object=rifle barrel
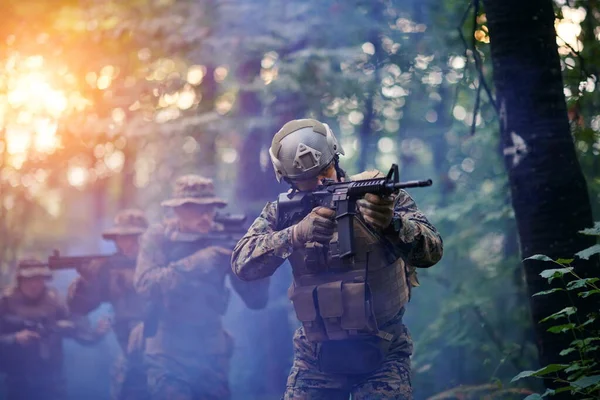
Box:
[392,179,433,189]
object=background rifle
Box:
[47,250,115,271]
[1,314,75,338]
[275,164,432,258]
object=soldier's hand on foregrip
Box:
[292,206,336,248]
[357,193,395,230]
[175,246,233,273]
[14,330,40,346]
[76,260,103,281]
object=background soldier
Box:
[67,209,150,400]
[0,259,110,400]
[134,175,270,400]
[232,119,443,400]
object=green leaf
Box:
[579,290,600,298]
[572,375,600,389]
[540,307,577,323]
[579,222,600,236]
[556,258,574,265]
[553,386,575,394]
[512,364,570,382]
[559,347,577,356]
[576,244,600,260]
[567,278,599,290]
[533,364,569,376]
[511,370,537,382]
[533,288,565,297]
[540,388,556,397]
[565,363,582,373]
[525,254,554,262]
[580,316,597,328]
[540,267,574,282]
[547,323,576,333]
[523,395,542,400]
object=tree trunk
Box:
[482,0,598,395]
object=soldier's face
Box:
[295,163,339,191]
[174,203,217,233]
[115,235,140,258]
[20,277,47,299]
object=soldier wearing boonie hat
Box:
[67,209,150,400]
[160,175,228,209]
[134,174,269,400]
[1,259,110,400]
[15,258,53,280]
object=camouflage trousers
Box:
[283,315,413,400]
[4,375,66,400]
[111,353,149,400]
[144,353,231,400]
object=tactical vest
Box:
[104,255,145,352]
[287,212,410,343]
[0,288,65,375]
[161,225,232,318]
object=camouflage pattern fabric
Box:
[67,255,149,400]
[134,217,265,400]
[231,169,443,400]
[4,376,67,400]
[283,313,413,400]
[232,174,443,281]
[0,286,104,399]
[111,353,149,400]
[145,351,232,400]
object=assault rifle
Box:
[275,164,432,258]
[193,213,248,248]
[47,250,116,271]
[1,315,76,338]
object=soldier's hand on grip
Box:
[178,246,233,274]
[357,193,395,230]
[292,206,336,248]
[14,329,40,346]
[76,259,104,281]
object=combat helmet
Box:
[269,119,345,183]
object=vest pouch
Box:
[340,282,378,334]
[318,337,386,375]
[316,281,347,340]
[288,284,327,342]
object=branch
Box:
[426,274,528,372]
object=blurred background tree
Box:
[0,0,598,399]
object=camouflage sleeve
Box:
[229,272,270,310]
[0,296,16,346]
[56,293,105,345]
[67,315,106,345]
[387,190,443,267]
[231,201,294,281]
[133,224,181,298]
[66,260,109,315]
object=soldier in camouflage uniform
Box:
[231,119,443,399]
[67,209,150,400]
[134,175,270,400]
[0,259,110,400]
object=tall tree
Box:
[482,0,599,395]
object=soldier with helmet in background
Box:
[134,175,270,400]
[232,119,443,399]
[67,209,150,400]
[0,259,110,400]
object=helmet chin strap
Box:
[333,155,346,182]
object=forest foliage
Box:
[0,0,599,398]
